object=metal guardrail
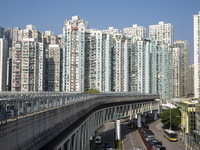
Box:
[0,92,159,124]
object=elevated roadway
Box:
[0,92,159,150]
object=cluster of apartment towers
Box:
[0,16,193,99]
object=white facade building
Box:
[123,24,147,38]
[62,16,88,92]
[11,38,45,91]
[0,38,8,91]
[102,27,121,34]
[112,34,130,92]
[132,37,151,93]
[149,21,174,46]
[194,12,200,98]
[172,47,181,97]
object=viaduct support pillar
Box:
[137,114,141,128]
[153,111,158,120]
[115,120,121,140]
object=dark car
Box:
[142,129,154,134]
[103,143,111,149]
[148,139,162,147]
[142,125,149,130]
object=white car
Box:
[95,136,102,144]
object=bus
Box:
[163,129,178,142]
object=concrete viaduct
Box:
[0,92,160,150]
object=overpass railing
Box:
[0,92,159,124]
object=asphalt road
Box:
[121,122,146,150]
[148,119,185,150]
[94,120,146,150]
[93,119,185,150]
[95,122,115,150]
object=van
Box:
[95,136,102,144]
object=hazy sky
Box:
[1,0,200,63]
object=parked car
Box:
[145,135,155,142]
[142,129,154,134]
[141,125,149,130]
[148,139,162,148]
[144,131,154,138]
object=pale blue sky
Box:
[1,0,200,63]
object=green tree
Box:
[160,107,181,129]
[83,89,101,94]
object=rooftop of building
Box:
[181,100,196,105]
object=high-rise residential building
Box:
[85,29,105,92]
[46,44,61,91]
[189,64,194,96]
[132,37,151,93]
[102,27,121,34]
[5,27,20,91]
[61,16,175,96]
[0,38,8,91]
[85,29,133,92]
[194,12,200,98]
[149,21,174,46]
[5,27,19,48]
[174,40,190,97]
[152,43,173,99]
[172,47,181,97]
[123,24,147,38]
[44,31,58,45]
[0,26,5,38]
[62,16,88,92]
[11,38,45,91]
[6,48,12,91]
[57,34,63,90]
[111,34,131,92]
[18,25,43,42]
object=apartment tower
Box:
[194,12,200,98]
[62,16,88,92]
[149,21,174,46]
[11,38,45,91]
[174,40,190,97]
[0,38,8,91]
[123,24,147,38]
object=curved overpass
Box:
[0,92,159,150]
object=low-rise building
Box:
[180,100,196,136]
